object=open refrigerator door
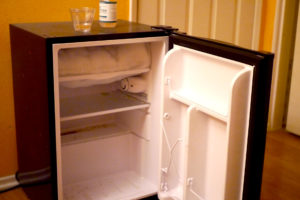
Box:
[158,44,254,200]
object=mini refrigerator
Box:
[10,20,273,200]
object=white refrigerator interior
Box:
[52,36,253,200]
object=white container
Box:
[99,0,117,28]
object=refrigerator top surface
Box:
[10,20,167,41]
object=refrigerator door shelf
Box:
[162,46,252,118]
[169,91,227,122]
[169,67,252,123]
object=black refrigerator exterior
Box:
[10,20,273,200]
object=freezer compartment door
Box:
[158,44,254,200]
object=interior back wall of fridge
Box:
[52,37,168,200]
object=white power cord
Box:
[160,119,183,192]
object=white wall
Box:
[134,0,262,50]
[286,2,300,135]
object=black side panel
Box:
[170,34,274,200]
[10,25,56,200]
[46,39,59,200]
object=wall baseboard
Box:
[17,167,51,185]
[0,174,19,192]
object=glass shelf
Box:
[61,123,131,146]
[60,91,149,122]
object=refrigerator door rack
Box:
[163,46,253,122]
[168,66,252,123]
[169,91,227,122]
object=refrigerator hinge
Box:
[151,25,179,34]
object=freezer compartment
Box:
[59,68,150,88]
[56,40,163,89]
[58,43,151,77]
